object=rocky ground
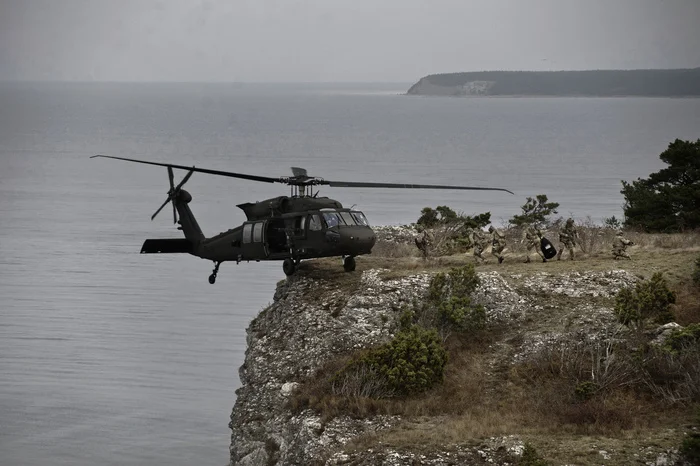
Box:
[229,228,700,465]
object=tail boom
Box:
[141,238,193,254]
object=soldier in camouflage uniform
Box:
[469,227,489,263]
[612,230,633,260]
[557,218,578,261]
[488,225,506,264]
[414,229,434,258]
[523,224,546,263]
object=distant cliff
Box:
[406,68,700,96]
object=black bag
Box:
[540,237,557,259]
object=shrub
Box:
[614,272,676,327]
[662,323,700,353]
[427,264,480,303]
[417,206,459,228]
[603,215,623,229]
[642,344,700,403]
[574,381,598,401]
[509,194,560,227]
[680,433,700,464]
[423,264,484,335]
[417,207,440,228]
[518,443,549,466]
[437,296,486,332]
[333,325,448,397]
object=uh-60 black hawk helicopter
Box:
[92,155,513,284]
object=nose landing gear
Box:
[209,261,221,284]
[343,256,356,272]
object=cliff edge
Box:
[229,228,699,465]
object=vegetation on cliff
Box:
[280,223,700,464]
[621,138,700,232]
[407,68,700,96]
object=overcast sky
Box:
[1,0,699,82]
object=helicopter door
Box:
[304,213,325,254]
[241,221,269,260]
[292,215,306,239]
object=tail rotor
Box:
[151,167,194,223]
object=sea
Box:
[1,81,699,466]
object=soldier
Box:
[523,224,546,263]
[469,227,489,263]
[414,229,434,258]
[557,218,578,261]
[612,230,633,260]
[489,225,506,264]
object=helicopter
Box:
[91,155,514,283]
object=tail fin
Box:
[174,194,205,244]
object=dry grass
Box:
[291,229,700,464]
[675,283,700,326]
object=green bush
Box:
[437,296,486,331]
[574,381,598,401]
[417,205,460,228]
[662,323,700,353]
[334,325,448,397]
[425,264,484,333]
[509,194,560,227]
[417,207,440,228]
[428,264,480,303]
[614,272,676,327]
[518,443,549,466]
[603,215,623,229]
[680,432,700,463]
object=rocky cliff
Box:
[228,240,696,465]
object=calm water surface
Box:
[1,82,699,465]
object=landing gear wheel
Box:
[208,274,216,284]
[343,256,356,272]
[282,258,296,276]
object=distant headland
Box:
[406,68,700,97]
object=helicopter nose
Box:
[337,226,376,254]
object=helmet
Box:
[488,226,494,232]
[616,230,623,236]
[566,218,574,225]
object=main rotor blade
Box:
[91,155,280,184]
[325,180,514,195]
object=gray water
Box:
[1,82,699,466]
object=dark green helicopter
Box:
[92,155,513,283]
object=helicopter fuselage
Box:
[140,190,376,279]
[197,207,376,262]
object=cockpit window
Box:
[339,212,355,225]
[322,212,344,228]
[351,211,369,226]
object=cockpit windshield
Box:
[320,210,370,228]
[339,212,355,225]
[322,212,344,228]
[351,211,370,226]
